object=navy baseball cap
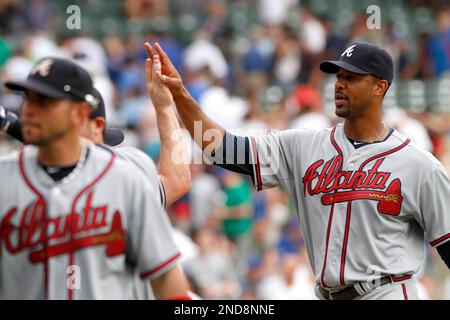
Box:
[90,88,125,146]
[4,57,99,108]
[320,41,394,84]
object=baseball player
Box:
[0,88,190,210]
[0,87,189,210]
[147,41,450,300]
[0,57,190,299]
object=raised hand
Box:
[144,42,184,96]
[145,43,173,109]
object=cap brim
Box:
[319,60,370,75]
[4,79,71,99]
[103,128,124,146]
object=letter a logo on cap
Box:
[341,44,357,57]
[31,59,54,77]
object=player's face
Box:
[21,91,80,146]
[334,69,378,118]
[80,117,105,144]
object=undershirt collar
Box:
[346,127,394,149]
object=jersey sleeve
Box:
[248,130,301,191]
[126,173,181,280]
[418,163,450,247]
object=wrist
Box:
[154,105,173,116]
[172,86,188,102]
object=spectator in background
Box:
[258,0,295,26]
[383,107,433,152]
[320,15,348,61]
[189,162,223,232]
[201,0,231,46]
[183,30,229,81]
[287,78,331,131]
[412,33,434,80]
[184,227,241,299]
[298,9,327,82]
[20,0,53,31]
[272,25,302,92]
[428,8,450,77]
[0,0,20,36]
[242,26,276,92]
[256,253,316,300]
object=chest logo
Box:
[0,191,125,263]
[302,156,403,215]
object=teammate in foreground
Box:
[147,41,450,300]
[0,57,190,299]
[1,88,190,210]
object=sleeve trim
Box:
[250,137,262,191]
[140,252,181,279]
[430,233,450,246]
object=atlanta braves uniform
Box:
[0,142,180,299]
[211,122,450,299]
[113,146,167,300]
[115,146,166,209]
[0,106,168,300]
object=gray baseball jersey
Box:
[247,123,450,291]
[115,146,166,209]
[113,146,166,300]
[0,142,180,299]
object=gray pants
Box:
[316,279,419,300]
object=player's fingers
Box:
[159,73,178,88]
[145,58,152,83]
[154,42,173,69]
[152,55,162,77]
[144,42,155,59]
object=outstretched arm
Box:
[145,43,191,207]
[146,43,261,186]
[147,43,225,155]
[144,44,293,193]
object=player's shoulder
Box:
[391,129,444,171]
[89,144,143,178]
[0,145,34,166]
[114,146,156,166]
[112,145,158,176]
[262,125,333,141]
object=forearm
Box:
[150,266,190,299]
[155,106,191,207]
[173,86,225,155]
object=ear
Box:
[93,117,106,132]
[73,101,91,123]
[374,79,389,97]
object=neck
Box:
[344,114,386,142]
[37,135,83,167]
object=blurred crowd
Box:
[0,0,450,299]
